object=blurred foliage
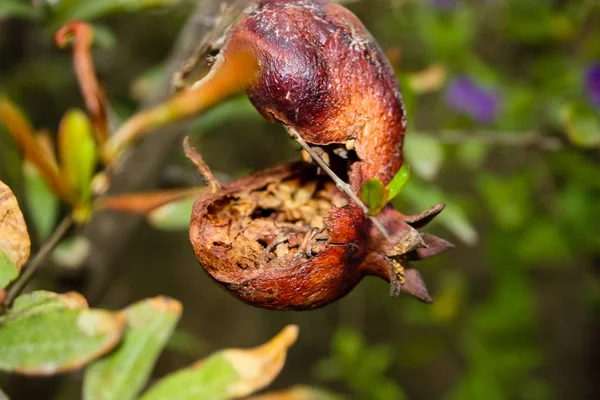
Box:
[314,328,406,400]
[0,0,599,399]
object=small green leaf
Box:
[23,163,59,241]
[0,180,30,288]
[360,179,388,216]
[0,306,125,375]
[400,181,478,245]
[386,163,411,201]
[190,96,259,135]
[83,297,182,400]
[70,0,179,21]
[12,290,87,312]
[477,172,531,231]
[90,24,117,49]
[562,103,600,148]
[58,109,97,204]
[139,353,239,400]
[164,330,205,357]
[51,236,91,270]
[436,203,478,246]
[147,197,195,231]
[0,0,39,20]
[140,325,298,400]
[404,134,443,181]
[516,220,571,265]
[0,290,88,325]
[457,140,488,170]
[0,253,18,289]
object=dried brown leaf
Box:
[0,180,30,272]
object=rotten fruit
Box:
[186,0,454,310]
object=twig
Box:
[5,215,74,306]
[183,136,222,193]
[286,127,391,241]
[82,0,239,304]
[427,130,563,150]
[171,0,250,92]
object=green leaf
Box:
[438,202,478,246]
[0,0,39,20]
[140,325,298,400]
[0,290,88,325]
[23,162,59,241]
[360,179,388,216]
[190,96,259,135]
[386,163,411,201]
[0,252,19,289]
[58,109,97,204]
[83,297,182,400]
[51,236,91,270]
[477,172,531,231]
[0,180,30,288]
[416,3,475,62]
[516,220,571,265]
[70,0,179,21]
[404,134,443,181]
[147,197,195,231]
[456,140,488,170]
[90,24,117,49]
[139,353,239,400]
[165,331,206,362]
[562,103,600,148]
[399,180,478,245]
[0,305,125,375]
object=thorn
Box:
[402,268,433,304]
[403,203,445,229]
[410,233,455,260]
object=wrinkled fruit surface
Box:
[190,163,453,310]
[188,0,454,310]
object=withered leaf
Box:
[140,325,299,400]
[0,180,30,288]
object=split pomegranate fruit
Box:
[187,0,453,310]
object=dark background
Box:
[1,0,599,399]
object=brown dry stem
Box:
[183,136,222,193]
[286,127,391,241]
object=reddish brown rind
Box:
[189,162,451,310]
[190,163,366,310]
[188,0,454,310]
[223,0,406,190]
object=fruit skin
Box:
[188,0,453,310]
[223,0,406,190]
[189,163,452,310]
[189,163,365,310]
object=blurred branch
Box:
[82,0,241,304]
[5,215,73,306]
[425,130,563,151]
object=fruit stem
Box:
[183,136,222,193]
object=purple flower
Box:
[444,76,500,124]
[585,63,600,108]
